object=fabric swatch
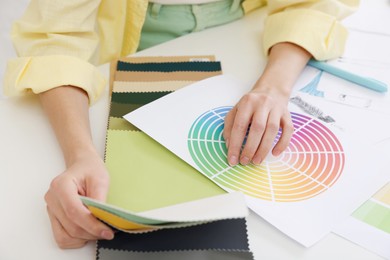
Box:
[105,130,224,212]
[98,218,250,251]
[113,80,196,92]
[97,219,253,260]
[97,249,253,260]
[111,91,172,104]
[109,55,216,93]
[109,102,143,117]
[117,61,222,72]
[114,70,221,82]
[108,117,138,131]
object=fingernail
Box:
[101,230,114,240]
[240,156,250,165]
[252,157,262,165]
[229,155,238,166]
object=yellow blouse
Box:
[3,0,359,104]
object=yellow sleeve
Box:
[263,0,360,60]
[4,0,105,105]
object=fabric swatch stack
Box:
[96,56,253,259]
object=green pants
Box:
[138,0,244,51]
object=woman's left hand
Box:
[223,86,293,166]
[223,42,312,166]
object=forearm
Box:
[254,42,312,96]
[39,85,113,248]
[39,86,97,167]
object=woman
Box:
[4,0,358,248]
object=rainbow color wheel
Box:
[187,106,345,202]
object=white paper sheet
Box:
[124,75,390,247]
[342,0,390,36]
[329,30,390,90]
[333,179,390,259]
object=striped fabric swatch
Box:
[99,56,253,260]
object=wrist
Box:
[64,143,100,167]
[253,42,312,98]
[252,76,292,100]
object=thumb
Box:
[86,174,109,202]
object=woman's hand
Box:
[44,151,114,249]
[223,42,312,166]
[223,86,293,166]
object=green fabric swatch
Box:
[108,117,140,131]
[112,91,172,105]
[110,102,143,118]
[105,130,225,212]
[117,61,222,72]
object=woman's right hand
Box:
[44,151,114,249]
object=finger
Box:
[45,185,101,241]
[227,103,253,166]
[239,109,267,165]
[252,111,281,165]
[50,198,99,241]
[57,180,114,240]
[47,207,88,249]
[223,106,237,148]
[272,112,294,156]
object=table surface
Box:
[1,1,389,259]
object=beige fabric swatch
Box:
[115,71,221,82]
[113,80,196,93]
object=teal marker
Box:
[308,59,388,93]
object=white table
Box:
[1,2,388,260]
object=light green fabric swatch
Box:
[105,130,225,212]
[108,117,139,131]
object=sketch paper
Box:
[293,67,390,144]
[124,75,389,247]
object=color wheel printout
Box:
[124,75,389,247]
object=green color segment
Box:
[352,199,390,234]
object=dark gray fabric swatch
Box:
[98,218,250,252]
[98,249,254,260]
